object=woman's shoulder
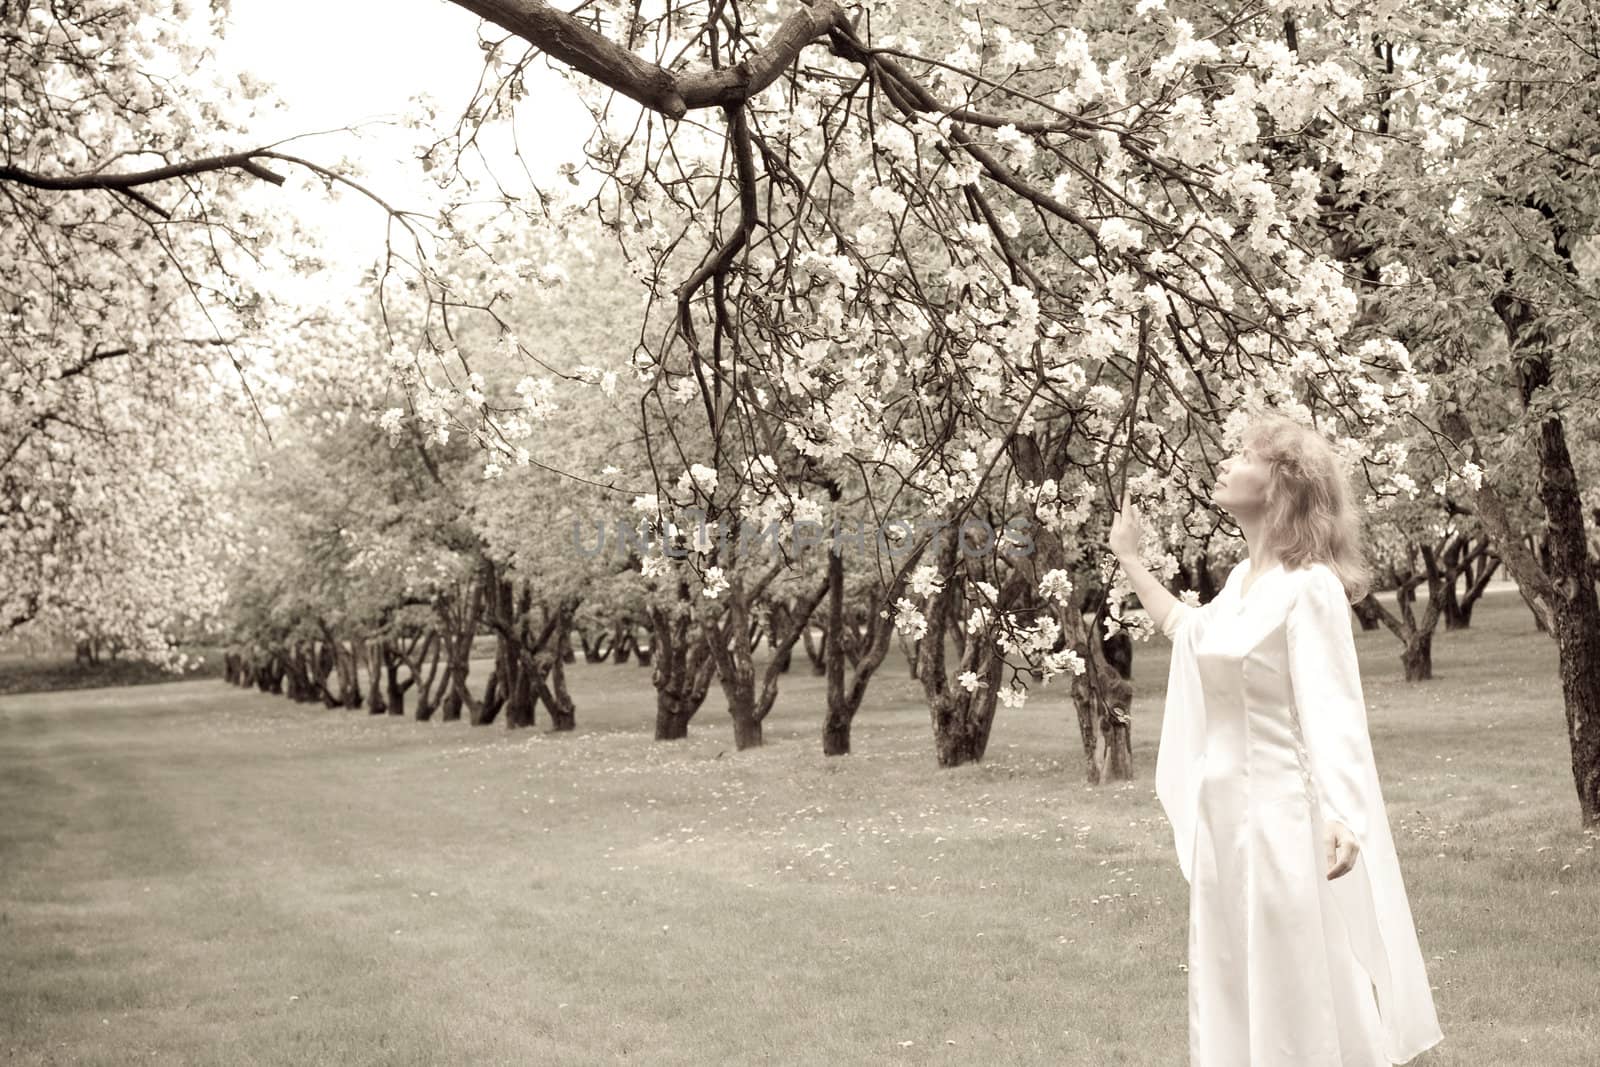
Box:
[1288,560,1349,602]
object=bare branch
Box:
[0,153,286,191]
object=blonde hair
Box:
[1241,413,1373,603]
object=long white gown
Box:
[1155,558,1444,1065]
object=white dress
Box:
[1155,558,1444,1065]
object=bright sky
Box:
[219,0,597,287]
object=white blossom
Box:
[702,566,730,599]
[997,682,1029,708]
[893,598,929,639]
[910,565,945,598]
[1039,569,1074,605]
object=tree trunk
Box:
[542,648,577,731]
[311,641,339,707]
[527,601,578,731]
[327,634,362,709]
[706,589,764,750]
[1443,540,1500,630]
[411,632,444,721]
[283,644,314,703]
[703,549,831,752]
[1439,295,1600,824]
[1401,631,1433,682]
[438,579,484,723]
[801,624,827,676]
[611,624,636,665]
[1354,536,1462,683]
[1007,430,1137,783]
[385,642,410,718]
[1069,611,1136,784]
[822,549,853,756]
[478,662,504,726]
[365,640,387,715]
[501,638,536,730]
[578,627,610,663]
[650,592,718,741]
[914,524,1015,768]
[260,651,284,695]
[819,543,909,757]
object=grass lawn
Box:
[0,653,223,697]
[1,587,1596,1065]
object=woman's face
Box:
[1213,440,1271,515]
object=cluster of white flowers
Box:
[892,597,928,639]
[670,376,700,406]
[377,407,406,440]
[568,365,618,397]
[910,564,945,598]
[910,111,954,148]
[1210,76,1262,149]
[1053,29,1126,110]
[795,249,860,292]
[384,344,419,373]
[701,566,729,599]
[1097,216,1145,254]
[677,463,719,496]
[1085,383,1125,414]
[991,123,1035,168]
[1150,19,1219,81]
[1286,166,1322,220]
[1039,569,1074,605]
[513,375,558,418]
[1432,458,1486,497]
[691,521,720,555]
[874,121,919,169]
[868,184,908,217]
[938,152,983,190]
[993,25,1037,68]
[996,682,1030,708]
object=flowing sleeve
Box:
[1284,565,1373,845]
[1154,568,1234,885]
[1284,564,1446,1062]
[1158,575,1230,644]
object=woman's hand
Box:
[1108,491,1143,562]
[1325,819,1361,880]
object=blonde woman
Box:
[1110,414,1443,1065]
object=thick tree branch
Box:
[447,0,846,118]
[674,103,760,446]
[0,153,285,191]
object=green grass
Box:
[1,588,1596,1065]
